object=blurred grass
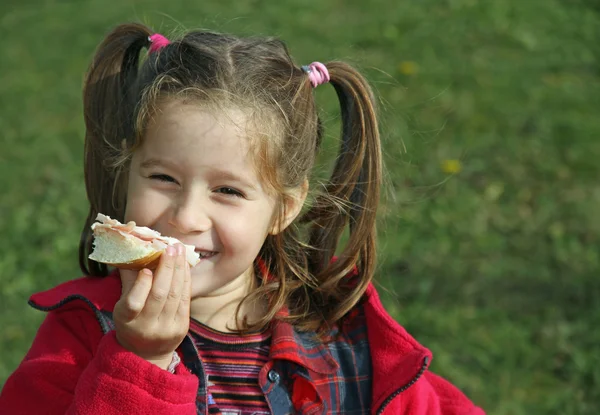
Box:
[1,0,599,413]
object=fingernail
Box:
[177,244,184,255]
[167,246,176,256]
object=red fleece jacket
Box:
[0,273,484,414]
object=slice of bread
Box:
[88,214,200,270]
[88,226,163,270]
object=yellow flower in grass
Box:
[398,61,419,76]
[441,159,462,174]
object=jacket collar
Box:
[29,269,122,313]
[362,283,432,411]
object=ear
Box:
[270,180,309,235]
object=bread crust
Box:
[102,250,163,270]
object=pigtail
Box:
[79,23,153,277]
[303,62,382,323]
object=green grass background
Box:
[1,0,599,413]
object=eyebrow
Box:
[139,158,179,170]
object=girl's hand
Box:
[113,243,192,370]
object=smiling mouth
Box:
[195,249,218,259]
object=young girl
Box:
[0,23,484,414]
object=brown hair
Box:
[80,22,382,333]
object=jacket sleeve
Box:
[0,308,199,415]
[382,372,485,415]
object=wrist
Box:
[115,334,177,370]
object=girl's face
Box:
[124,100,278,300]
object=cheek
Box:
[124,179,170,222]
[217,205,274,252]
[125,197,148,223]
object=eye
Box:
[149,174,178,184]
[216,187,244,198]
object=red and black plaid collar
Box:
[268,317,340,375]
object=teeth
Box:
[197,251,215,258]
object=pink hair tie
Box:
[302,62,330,88]
[148,33,170,53]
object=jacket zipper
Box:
[375,356,429,415]
[183,334,211,415]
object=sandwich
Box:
[88,213,200,270]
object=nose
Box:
[168,191,211,235]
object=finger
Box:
[162,244,185,319]
[116,268,153,322]
[118,268,139,296]
[143,245,177,317]
[177,251,192,320]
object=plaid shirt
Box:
[179,306,372,414]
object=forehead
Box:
[146,100,247,145]
[140,101,254,168]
